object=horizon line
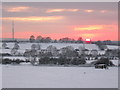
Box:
[0,38,119,42]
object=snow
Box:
[1,42,119,88]
[2,65,118,88]
[86,60,96,64]
[107,45,119,50]
[97,50,106,55]
[111,60,119,66]
[0,65,2,89]
[0,42,119,51]
[0,42,99,50]
[1,42,119,55]
[2,49,11,54]
[2,49,25,54]
[0,43,99,55]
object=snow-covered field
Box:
[1,42,119,56]
[0,65,2,89]
[0,42,99,50]
[1,42,119,50]
[2,65,118,88]
[1,42,119,88]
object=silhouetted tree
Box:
[44,37,52,43]
[59,37,72,43]
[54,39,58,43]
[29,35,35,43]
[36,35,42,42]
[103,40,112,45]
[77,37,83,43]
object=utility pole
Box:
[12,20,14,41]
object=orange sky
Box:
[2,2,118,41]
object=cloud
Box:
[46,8,110,14]
[83,9,111,14]
[74,25,104,31]
[46,9,79,13]
[74,25,117,31]
[5,6,31,12]
[100,10,108,13]
[84,9,94,13]
[1,16,64,22]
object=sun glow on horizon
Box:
[86,38,91,41]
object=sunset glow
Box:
[1,16,64,22]
[81,34,96,39]
[100,10,108,13]
[74,25,104,31]
[84,9,94,13]
[2,2,118,41]
[6,6,30,12]
[86,39,91,41]
[46,9,79,13]
[85,38,91,43]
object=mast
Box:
[12,20,14,41]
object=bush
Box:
[2,58,12,64]
[2,58,24,64]
[2,53,12,56]
[71,57,86,65]
[95,57,114,66]
[57,57,66,65]
[12,59,21,64]
[39,57,50,64]
[49,58,58,64]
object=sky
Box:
[1,2,118,41]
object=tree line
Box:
[29,35,83,43]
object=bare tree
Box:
[36,43,41,50]
[91,49,98,57]
[78,46,85,55]
[31,44,37,50]
[46,45,58,56]
[13,42,20,50]
[11,48,18,55]
[2,42,7,49]
[60,46,78,58]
